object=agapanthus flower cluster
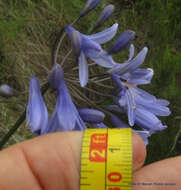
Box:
[26,0,171,145]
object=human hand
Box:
[0,131,180,190]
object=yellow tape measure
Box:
[80,128,132,190]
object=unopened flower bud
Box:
[69,30,82,57]
[80,0,102,17]
[49,64,64,90]
[94,4,115,30]
[78,108,105,124]
[0,84,13,98]
[108,30,135,54]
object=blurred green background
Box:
[0,0,180,164]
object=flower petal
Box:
[85,23,118,44]
[128,44,135,61]
[109,47,148,75]
[82,36,102,56]
[132,86,157,102]
[121,68,154,85]
[57,80,87,131]
[89,50,116,68]
[126,89,136,126]
[135,107,163,132]
[42,109,60,134]
[137,102,171,117]
[156,99,170,106]
[75,115,87,130]
[26,77,48,134]
[134,130,150,145]
[78,52,89,87]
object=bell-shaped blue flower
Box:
[94,4,115,29]
[78,108,105,123]
[55,72,87,131]
[0,84,13,98]
[66,23,118,87]
[80,0,102,17]
[111,74,171,133]
[26,77,48,134]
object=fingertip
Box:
[132,132,147,172]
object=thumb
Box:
[0,131,146,190]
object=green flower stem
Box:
[0,82,50,150]
[52,17,80,65]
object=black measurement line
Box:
[122,176,132,180]
[81,157,89,159]
[81,151,88,154]
[80,183,91,186]
[105,128,108,190]
[80,176,88,179]
[81,170,94,173]
[82,145,90,148]
[83,140,90,143]
[81,163,88,166]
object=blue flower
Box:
[0,84,13,98]
[26,77,48,134]
[94,4,115,29]
[80,0,102,17]
[108,45,150,80]
[111,74,171,133]
[47,66,87,132]
[66,24,118,87]
[27,66,88,134]
[55,79,87,131]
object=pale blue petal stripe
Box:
[78,52,89,87]
[84,23,118,44]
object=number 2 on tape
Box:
[89,133,107,162]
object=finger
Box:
[133,156,181,190]
[132,132,146,171]
[0,130,146,190]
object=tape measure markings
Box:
[80,128,132,190]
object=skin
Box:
[0,131,180,190]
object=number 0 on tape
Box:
[80,128,132,190]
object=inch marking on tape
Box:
[80,128,132,190]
